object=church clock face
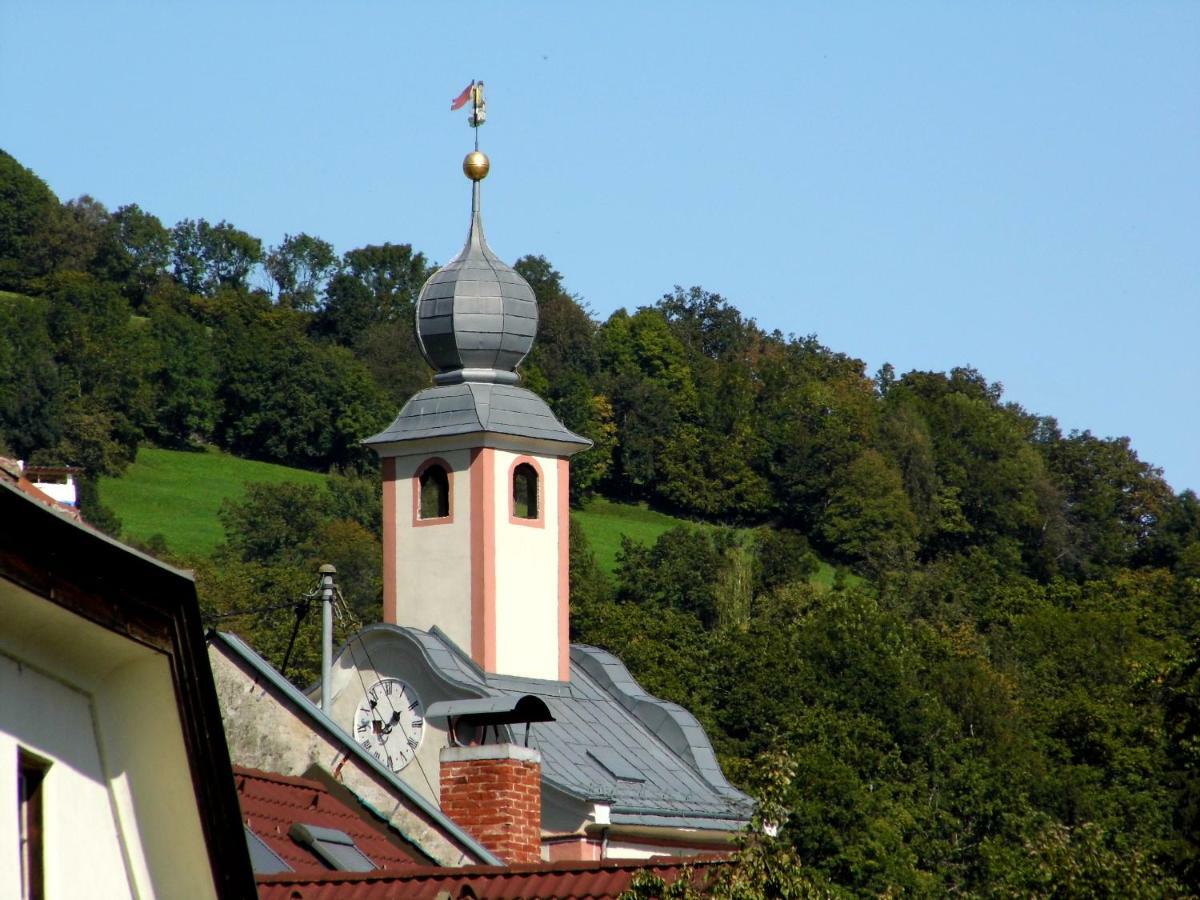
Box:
[353,677,425,774]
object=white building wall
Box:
[391,448,473,650]
[0,652,134,900]
[491,449,561,680]
[95,654,217,898]
[0,580,218,900]
[324,649,450,807]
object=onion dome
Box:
[367,146,589,456]
[415,152,537,385]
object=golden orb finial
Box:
[463,150,490,181]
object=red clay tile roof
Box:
[254,858,725,900]
[234,765,426,874]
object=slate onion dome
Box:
[415,151,538,386]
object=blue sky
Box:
[3,2,1197,491]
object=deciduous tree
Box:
[265,232,337,310]
[171,218,263,295]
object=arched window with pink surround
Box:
[512,462,539,521]
[416,461,450,521]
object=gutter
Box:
[609,804,750,821]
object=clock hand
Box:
[368,703,388,736]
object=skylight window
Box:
[244,826,293,875]
[288,823,376,872]
[587,747,645,783]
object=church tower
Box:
[364,144,590,682]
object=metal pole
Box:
[318,564,336,712]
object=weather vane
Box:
[452,80,490,182]
[451,80,487,150]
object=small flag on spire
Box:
[451,82,474,111]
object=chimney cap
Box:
[426,694,554,727]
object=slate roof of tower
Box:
[371,144,590,452]
[354,625,754,831]
[363,382,590,448]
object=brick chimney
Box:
[440,745,542,863]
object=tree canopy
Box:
[1,148,1197,894]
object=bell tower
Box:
[365,108,590,682]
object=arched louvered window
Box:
[512,463,539,520]
[418,463,450,520]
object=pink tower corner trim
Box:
[558,457,571,681]
[382,457,398,624]
[470,447,497,671]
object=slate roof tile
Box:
[364,384,590,448]
[340,625,753,830]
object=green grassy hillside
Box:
[100,447,846,584]
[571,496,693,572]
[101,447,704,567]
[98,447,326,557]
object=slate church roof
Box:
[364,625,754,831]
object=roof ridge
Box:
[255,855,729,882]
[235,765,330,791]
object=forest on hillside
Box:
[2,148,1199,895]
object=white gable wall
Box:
[0,653,134,900]
[0,579,217,900]
[209,642,479,866]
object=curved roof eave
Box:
[363,383,592,450]
[570,644,749,802]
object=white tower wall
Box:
[384,449,474,651]
[491,449,564,681]
[381,442,571,681]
